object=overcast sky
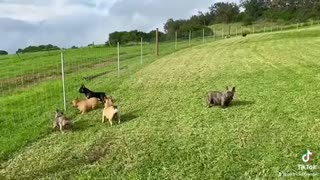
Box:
[0,0,239,53]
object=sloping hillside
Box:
[1,26,320,179]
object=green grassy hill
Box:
[210,20,320,37]
[1,26,320,179]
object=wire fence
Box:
[0,20,319,160]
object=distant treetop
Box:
[16,44,60,54]
[0,50,8,55]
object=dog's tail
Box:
[114,107,120,124]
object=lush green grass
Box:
[1,26,320,179]
[0,36,210,94]
[0,35,214,163]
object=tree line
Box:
[107,30,166,46]
[108,0,320,45]
[241,0,320,24]
[16,44,60,54]
[0,50,8,55]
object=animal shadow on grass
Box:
[230,100,255,107]
[67,110,139,132]
[120,111,139,124]
[22,158,84,179]
[71,119,96,132]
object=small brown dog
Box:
[53,109,72,133]
[72,97,100,114]
[102,97,120,126]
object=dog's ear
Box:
[106,98,114,106]
[56,109,63,114]
[232,87,236,92]
[226,86,229,91]
[111,96,116,102]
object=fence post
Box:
[60,52,66,112]
[117,42,120,76]
[140,37,143,64]
[189,30,191,46]
[156,28,159,56]
[175,31,178,49]
[222,29,224,39]
[203,28,205,43]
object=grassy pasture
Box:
[210,20,320,37]
[0,36,215,163]
[1,26,320,179]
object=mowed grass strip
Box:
[1,26,320,179]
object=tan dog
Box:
[102,98,120,126]
[72,97,100,114]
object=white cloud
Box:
[0,0,109,22]
[0,0,240,53]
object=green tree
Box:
[108,30,162,45]
[241,0,320,22]
[16,45,60,53]
[209,2,240,23]
[0,50,8,55]
[240,0,270,21]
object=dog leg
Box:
[109,118,113,127]
[115,108,120,124]
[59,124,64,134]
[221,101,225,107]
[53,122,57,129]
[207,98,213,108]
[102,114,105,123]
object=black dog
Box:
[79,84,107,102]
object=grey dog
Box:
[53,110,72,133]
[207,86,236,107]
